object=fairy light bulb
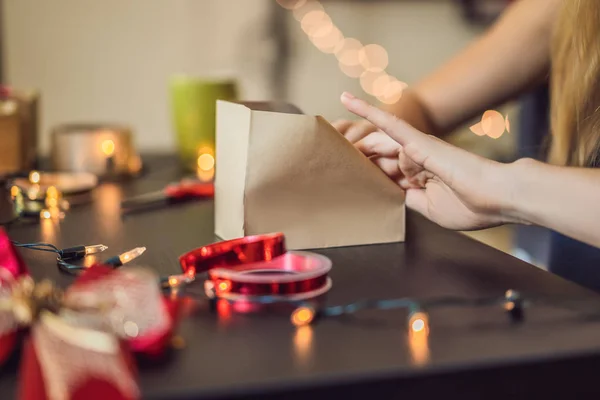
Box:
[409,311,429,336]
[10,185,20,199]
[408,310,430,366]
[40,209,51,220]
[291,306,316,327]
[85,244,108,255]
[119,247,145,264]
[45,186,62,208]
[29,171,40,184]
[101,139,115,157]
[215,279,232,295]
[197,153,215,172]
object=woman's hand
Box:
[332,119,380,144]
[340,92,517,231]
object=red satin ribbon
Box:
[179,233,332,301]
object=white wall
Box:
[4,0,272,153]
[5,0,512,157]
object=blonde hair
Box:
[550,0,600,166]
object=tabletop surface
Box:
[2,154,600,399]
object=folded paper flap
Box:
[237,101,303,115]
[243,108,405,249]
[215,101,252,240]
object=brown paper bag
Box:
[215,100,405,250]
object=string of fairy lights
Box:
[278,0,510,139]
[277,0,407,105]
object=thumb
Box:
[406,188,430,219]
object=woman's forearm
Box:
[505,158,600,248]
[389,0,560,136]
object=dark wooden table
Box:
[2,154,600,399]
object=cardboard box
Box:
[215,100,405,250]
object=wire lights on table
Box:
[12,241,146,274]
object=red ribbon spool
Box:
[179,233,332,302]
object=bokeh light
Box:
[276,0,307,10]
[469,122,486,136]
[481,110,505,139]
[197,153,215,172]
[293,0,324,21]
[360,71,386,95]
[101,139,115,157]
[372,74,393,97]
[311,27,343,53]
[301,10,332,37]
[505,115,511,133]
[335,38,363,66]
[279,0,407,103]
[377,80,407,105]
[359,44,389,72]
[338,62,365,78]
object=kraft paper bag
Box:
[215,100,405,250]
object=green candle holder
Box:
[170,76,238,172]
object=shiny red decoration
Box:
[179,233,332,300]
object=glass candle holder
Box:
[169,76,238,172]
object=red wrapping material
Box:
[0,228,179,400]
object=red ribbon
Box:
[179,233,332,301]
[0,228,178,400]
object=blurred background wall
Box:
[3,0,513,158]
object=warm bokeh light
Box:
[359,44,389,72]
[276,0,307,10]
[371,74,392,97]
[291,306,315,326]
[377,80,407,105]
[301,10,332,37]
[29,171,40,184]
[281,0,406,102]
[46,186,59,200]
[292,0,324,21]
[40,209,51,220]
[481,110,505,139]
[197,153,215,172]
[338,62,365,78]
[216,280,232,295]
[216,299,232,320]
[311,26,343,53]
[408,311,430,366]
[471,111,510,138]
[409,312,429,335]
[360,71,385,95]
[293,326,314,366]
[10,186,20,199]
[101,139,115,157]
[335,38,363,66]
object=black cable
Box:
[12,240,123,276]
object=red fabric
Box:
[19,338,137,400]
[73,265,178,358]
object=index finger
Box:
[340,92,422,146]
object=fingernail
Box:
[341,92,355,100]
